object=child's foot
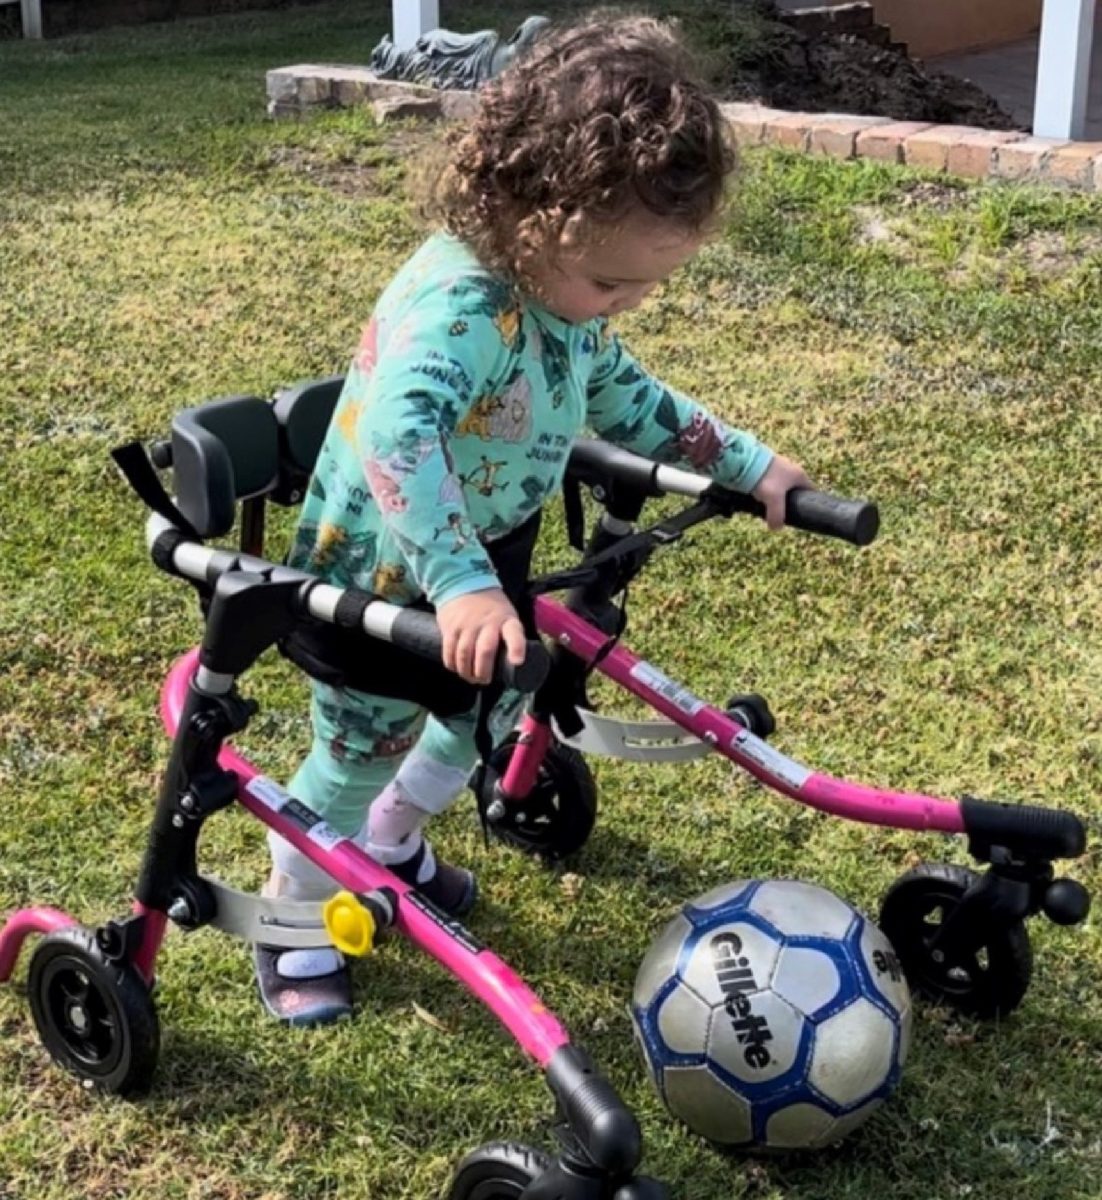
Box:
[253,944,353,1027]
[387,839,478,917]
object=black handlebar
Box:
[149,526,550,695]
[388,608,550,693]
[567,438,664,498]
[566,438,879,548]
[715,486,880,547]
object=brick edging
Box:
[265,67,1102,192]
[266,64,479,123]
[720,102,1102,191]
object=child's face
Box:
[525,212,703,325]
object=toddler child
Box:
[258,13,811,1024]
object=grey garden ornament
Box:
[370,16,551,91]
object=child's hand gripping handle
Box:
[715,486,880,547]
[386,607,550,693]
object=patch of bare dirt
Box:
[265,127,436,198]
[762,36,1019,129]
[706,1,1019,129]
[1018,229,1102,275]
[266,145,389,198]
[900,178,972,207]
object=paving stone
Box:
[809,115,892,159]
[763,112,816,151]
[720,102,773,146]
[904,125,978,171]
[855,121,934,163]
[992,137,1067,181]
[1043,141,1102,189]
[945,129,1025,178]
[439,89,480,122]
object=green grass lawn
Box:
[2,4,1101,1198]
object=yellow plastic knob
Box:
[322,890,377,957]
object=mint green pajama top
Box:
[288,233,774,611]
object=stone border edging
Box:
[265,66,1102,192]
[266,64,479,123]
[719,103,1102,190]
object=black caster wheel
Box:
[484,733,597,860]
[444,1141,552,1199]
[28,926,160,1096]
[879,863,1033,1019]
[725,693,775,739]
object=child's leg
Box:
[364,687,528,853]
[257,686,525,1024]
[273,698,490,914]
[257,690,425,1025]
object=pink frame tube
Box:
[131,905,169,985]
[534,597,967,835]
[161,650,570,1068]
[499,714,554,799]
[0,908,78,983]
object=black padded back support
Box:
[171,395,280,538]
[272,375,345,481]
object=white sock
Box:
[276,947,343,979]
[362,833,437,885]
[263,870,344,979]
[264,748,469,971]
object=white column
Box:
[392,0,439,50]
[21,0,43,39]
[1033,0,1097,139]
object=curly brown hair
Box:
[428,13,736,282]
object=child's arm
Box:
[585,328,809,528]
[352,292,526,682]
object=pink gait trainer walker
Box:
[0,376,1090,1198]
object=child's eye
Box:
[593,280,619,294]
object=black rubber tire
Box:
[879,863,1033,1019]
[28,926,160,1096]
[444,1141,551,1200]
[486,734,598,860]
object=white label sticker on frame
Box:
[307,822,345,852]
[731,730,811,791]
[629,660,706,716]
[246,775,290,812]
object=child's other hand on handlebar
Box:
[438,588,527,685]
[752,454,813,531]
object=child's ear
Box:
[559,211,587,249]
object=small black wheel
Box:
[485,734,597,859]
[879,863,1033,1019]
[28,926,160,1096]
[725,693,776,739]
[444,1141,551,1200]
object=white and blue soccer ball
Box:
[631,879,913,1151]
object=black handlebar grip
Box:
[728,488,879,546]
[961,796,1087,861]
[387,608,550,693]
[786,489,879,546]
